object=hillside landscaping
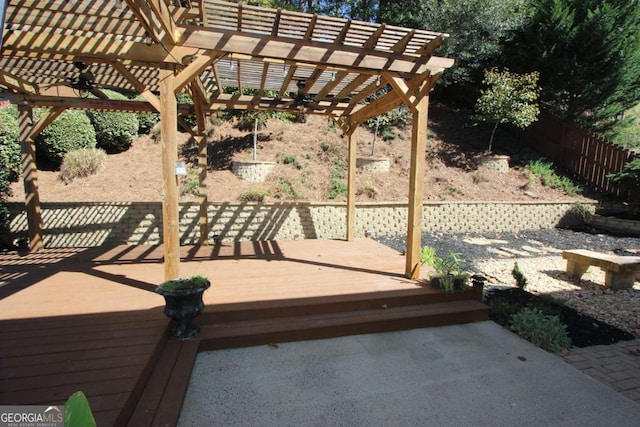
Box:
[6,104,592,205]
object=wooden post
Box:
[192,84,209,245]
[346,127,357,241]
[17,105,43,251]
[159,67,180,280]
[405,94,429,278]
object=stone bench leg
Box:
[604,271,637,290]
[566,260,590,279]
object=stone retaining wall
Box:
[7,201,594,248]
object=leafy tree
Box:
[378,0,534,93]
[474,68,540,152]
[241,0,378,19]
[318,0,378,20]
[509,0,640,135]
[232,0,314,12]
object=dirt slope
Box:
[9,104,591,204]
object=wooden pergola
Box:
[0,0,453,281]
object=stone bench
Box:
[562,249,640,290]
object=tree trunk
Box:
[488,122,499,153]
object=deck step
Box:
[199,299,489,351]
[200,287,484,323]
[125,340,199,427]
[128,289,489,426]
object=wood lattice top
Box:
[1,0,454,123]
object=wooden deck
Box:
[0,239,488,426]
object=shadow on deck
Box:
[0,239,488,426]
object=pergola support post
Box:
[160,67,180,280]
[192,84,209,245]
[17,105,43,251]
[346,127,357,241]
[405,94,429,279]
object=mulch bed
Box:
[485,287,635,348]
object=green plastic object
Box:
[64,391,96,427]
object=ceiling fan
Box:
[278,80,351,111]
[41,61,110,100]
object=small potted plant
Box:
[156,274,210,339]
[421,246,470,292]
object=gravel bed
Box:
[376,228,640,337]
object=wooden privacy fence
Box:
[524,112,637,197]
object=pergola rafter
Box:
[1,0,454,280]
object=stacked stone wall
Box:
[7,201,594,247]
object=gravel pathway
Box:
[376,228,640,337]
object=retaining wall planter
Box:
[231,160,275,182]
[356,157,390,173]
[473,154,510,173]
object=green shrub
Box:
[282,154,302,169]
[0,168,14,249]
[608,159,640,191]
[158,274,209,292]
[59,148,107,183]
[176,92,196,129]
[512,262,528,290]
[0,105,20,245]
[239,189,267,202]
[180,170,201,196]
[510,307,571,353]
[328,179,347,200]
[274,178,299,199]
[35,109,97,168]
[525,159,582,196]
[0,105,20,182]
[132,94,159,134]
[86,90,138,153]
[181,178,199,195]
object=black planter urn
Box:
[156,278,211,340]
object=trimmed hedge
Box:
[35,109,97,168]
[0,105,21,181]
[132,94,160,134]
[86,89,139,153]
[0,105,20,243]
